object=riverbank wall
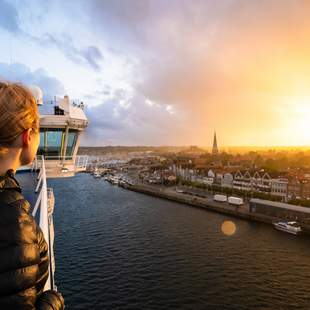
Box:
[122,183,310,235]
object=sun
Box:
[276,96,310,146]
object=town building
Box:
[221,173,234,188]
[287,178,302,200]
[301,181,310,199]
[207,169,215,178]
[233,171,252,191]
[270,178,288,201]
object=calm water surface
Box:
[48,174,310,309]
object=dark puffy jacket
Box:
[0,170,64,309]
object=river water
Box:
[49,174,310,309]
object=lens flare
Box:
[221,221,237,236]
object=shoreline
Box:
[120,183,310,235]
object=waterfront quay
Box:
[86,146,310,235]
[120,182,310,234]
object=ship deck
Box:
[16,170,40,218]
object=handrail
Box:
[43,155,88,169]
[75,155,89,168]
[32,155,55,291]
[44,155,74,160]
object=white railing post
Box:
[35,172,42,193]
[32,156,55,291]
[32,191,42,217]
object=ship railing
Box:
[32,155,56,291]
[44,155,74,161]
[75,155,88,169]
[31,155,41,171]
[41,155,88,169]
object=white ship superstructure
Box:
[37,90,88,177]
[17,86,89,292]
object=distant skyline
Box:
[1,0,310,146]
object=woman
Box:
[0,82,64,309]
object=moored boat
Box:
[273,221,302,235]
[93,171,101,178]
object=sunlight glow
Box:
[291,98,310,145]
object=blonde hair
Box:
[0,81,39,156]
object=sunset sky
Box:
[1,0,310,147]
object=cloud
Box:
[34,33,103,71]
[2,0,310,145]
[81,88,189,146]
[0,0,21,33]
[78,0,310,145]
[80,46,103,71]
[87,0,310,97]
[0,1,103,71]
[0,62,65,100]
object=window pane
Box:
[66,130,78,157]
[46,129,64,157]
[37,131,45,155]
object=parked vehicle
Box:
[228,196,244,206]
[213,194,227,202]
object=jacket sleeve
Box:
[0,200,64,309]
[36,290,65,310]
[35,225,65,310]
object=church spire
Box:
[212,131,218,155]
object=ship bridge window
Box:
[66,130,78,157]
[38,131,45,155]
[37,128,64,158]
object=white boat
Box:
[110,176,120,185]
[176,188,184,193]
[273,221,302,235]
[93,171,101,178]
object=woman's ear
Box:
[22,129,32,146]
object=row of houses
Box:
[216,170,288,198]
[172,165,310,201]
[208,169,289,200]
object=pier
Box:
[121,183,310,234]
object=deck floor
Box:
[16,171,40,216]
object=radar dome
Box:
[28,85,43,105]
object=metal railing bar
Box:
[32,190,42,217]
[32,156,55,291]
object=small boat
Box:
[93,171,101,178]
[110,176,120,185]
[273,221,302,235]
